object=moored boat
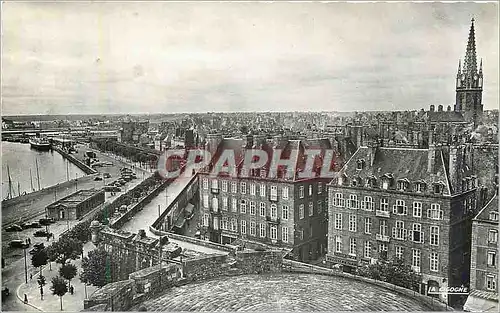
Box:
[29,137,52,151]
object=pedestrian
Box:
[30,273,33,280]
[70,286,74,295]
[24,294,28,304]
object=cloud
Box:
[1,1,498,115]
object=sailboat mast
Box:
[36,159,41,190]
[30,169,35,192]
[7,165,13,200]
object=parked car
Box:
[27,222,42,228]
[103,173,112,179]
[121,175,132,182]
[117,180,126,186]
[104,185,121,192]
[29,243,45,255]
[9,240,29,249]
[94,176,103,181]
[39,218,55,226]
[5,224,23,232]
[33,230,52,238]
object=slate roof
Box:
[474,193,499,222]
[428,111,467,123]
[336,146,451,195]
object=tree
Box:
[37,275,46,300]
[59,263,77,289]
[50,276,68,311]
[51,236,83,264]
[80,248,114,288]
[357,257,421,291]
[31,246,48,276]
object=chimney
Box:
[438,105,443,112]
[430,105,435,112]
[447,105,452,112]
[428,144,436,173]
[367,140,378,167]
[448,145,460,193]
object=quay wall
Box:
[52,146,97,175]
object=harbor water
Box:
[1,141,86,200]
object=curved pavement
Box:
[139,273,432,311]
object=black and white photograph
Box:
[1,1,499,312]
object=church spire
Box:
[457,59,462,76]
[464,18,477,76]
[479,58,483,74]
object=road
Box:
[1,147,152,311]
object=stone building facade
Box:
[326,140,477,305]
[46,189,105,220]
[197,134,335,262]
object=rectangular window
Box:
[260,184,266,197]
[213,216,219,230]
[379,220,387,236]
[395,246,403,259]
[240,182,247,194]
[249,201,256,215]
[270,185,278,200]
[393,199,407,215]
[203,194,209,208]
[413,202,422,218]
[202,178,209,190]
[282,186,289,199]
[488,230,498,243]
[203,213,210,227]
[412,249,421,267]
[334,193,345,207]
[250,221,256,236]
[212,179,219,190]
[241,220,247,234]
[270,225,277,240]
[299,186,304,198]
[318,182,322,194]
[430,226,439,246]
[259,224,266,238]
[335,236,342,253]
[335,213,343,230]
[299,230,304,240]
[364,217,372,234]
[250,183,256,196]
[231,198,238,212]
[362,196,374,211]
[299,204,305,219]
[222,180,228,192]
[487,251,497,267]
[231,182,237,194]
[486,275,497,291]
[230,219,238,232]
[240,200,247,214]
[427,203,444,220]
[282,226,288,242]
[379,243,388,259]
[221,217,228,230]
[270,204,278,219]
[380,198,389,212]
[259,202,266,217]
[222,197,228,210]
[364,241,372,258]
[430,252,439,272]
[393,220,407,240]
[317,200,322,214]
[308,202,314,216]
[308,185,313,196]
[349,215,357,232]
[412,223,423,243]
[282,205,289,220]
[348,194,359,209]
[349,238,357,256]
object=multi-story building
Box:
[464,194,499,312]
[197,134,335,262]
[326,139,477,305]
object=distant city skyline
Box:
[2,1,498,116]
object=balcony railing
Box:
[376,234,390,242]
[375,210,390,218]
[266,216,281,224]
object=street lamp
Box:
[23,245,28,284]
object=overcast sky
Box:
[2,1,498,115]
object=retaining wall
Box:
[149,228,234,253]
[283,259,453,311]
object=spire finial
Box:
[464,18,478,77]
[479,58,483,73]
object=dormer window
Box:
[397,179,409,192]
[352,179,358,187]
[490,211,499,222]
[339,173,348,186]
[433,183,444,194]
[366,176,377,188]
[414,181,426,193]
[356,159,366,170]
[381,174,393,190]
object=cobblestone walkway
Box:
[140,273,431,311]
